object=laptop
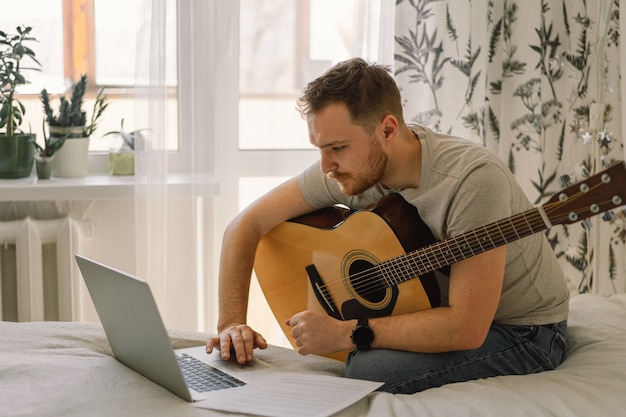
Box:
[75,254,277,402]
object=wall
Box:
[74,196,205,332]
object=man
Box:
[206,58,569,394]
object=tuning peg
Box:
[558,174,571,188]
[602,211,615,222]
[581,219,593,230]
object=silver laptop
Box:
[75,254,276,402]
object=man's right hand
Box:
[206,323,268,364]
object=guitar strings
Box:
[329,178,618,300]
[340,192,609,298]
[317,203,556,300]
[315,188,613,303]
[323,192,611,300]
[315,207,548,300]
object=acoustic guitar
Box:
[254,162,626,360]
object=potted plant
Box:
[0,25,41,178]
[40,73,108,177]
[32,121,68,179]
[103,119,145,175]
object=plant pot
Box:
[108,135,135,175]
[35,155,54,179]
[0,133,35,178]
[109,151,135,175]
[49,126,89,178]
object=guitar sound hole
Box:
[349,259,386,303]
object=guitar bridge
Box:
[306,265,342,320]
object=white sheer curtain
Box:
[132,0,211,331]
[130,0,396,336]
[129,0,240,332]
[135,0,168,315]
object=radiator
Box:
[0,216,92,322]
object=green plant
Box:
[104,118,146,151]
[33,120,67,157]
[40,73,109,137]
[0,25,41,136]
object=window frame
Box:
[63,0,95,88]
[57,0,185,173]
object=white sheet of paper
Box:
[193,372,382,417]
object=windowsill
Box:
[0,173,219,201]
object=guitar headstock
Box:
[544,162,626,226]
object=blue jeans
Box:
[345,321,567,394]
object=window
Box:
[0,0,64,94]
[94,0,177,87]
[238,0,384,150]
[2,0,388,165]
[0,0,178,155]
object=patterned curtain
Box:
[394,0,624,296]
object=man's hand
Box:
[286,311,355,356]
[206,323,267,364]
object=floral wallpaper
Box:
[394,0,624,295]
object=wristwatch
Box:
[351,318,374,351]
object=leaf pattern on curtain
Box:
[394,0,624,295]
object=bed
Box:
[2,292,625,417]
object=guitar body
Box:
[254,194,442,359]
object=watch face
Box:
[352,325,374,350]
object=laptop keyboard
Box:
[177,353,246,392]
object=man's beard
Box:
[329,138,387,196]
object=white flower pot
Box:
[52,136,90,178]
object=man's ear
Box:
[381,115,398,141]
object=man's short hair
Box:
[296,58,404,133]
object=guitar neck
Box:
[383,162,626,285]
[384,207,547,285]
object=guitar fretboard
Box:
[380,207,547,287]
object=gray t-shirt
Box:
[297,125,569,325]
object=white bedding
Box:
[1,293,625,417]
